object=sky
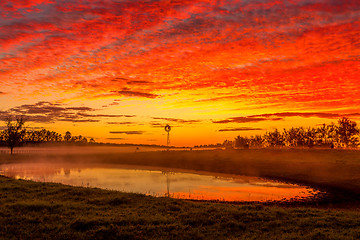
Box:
[0,0,359,147]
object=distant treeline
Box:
[226,117,360,149]
[0,129,95,147]
[194,143,223,148]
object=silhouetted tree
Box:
[64,131,72,142]
[304,127,317,148]
[234,136,250,148]
[79,135,88,144]
[326,123,339,147]
[0,131,5,143]
[250,135,264,147]
[0,122,96,148]
[263,129,284,147]
[283,127,305,147]
[314,123,338,147]
[233,118,360,149]
[223,140,234,149]
[337,117,359,147]
[3,117,26,154]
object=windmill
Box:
[164,124,171,147]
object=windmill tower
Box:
[164,124,171,147]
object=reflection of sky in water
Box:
[0,163,319,202]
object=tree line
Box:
[2,116,359,154]
[227,117,360,149]
[0,117,96,154]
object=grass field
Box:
[1,175,360,240]
[1,148,360,239]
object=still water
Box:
[0,162,319,202]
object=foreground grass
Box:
[1,176,360,240]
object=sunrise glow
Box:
[1,0,359,146]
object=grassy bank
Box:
[1,176,360,240]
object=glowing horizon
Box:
[1,0,359,146]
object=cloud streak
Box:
[107,122,135,125]
[213,112,360,124]
[114,90,158,99]
[251,112,360,119]
[109,131,144,135]
[152,117,201,123]
[3,101,136,123]
[218,127,264,132]
[213,117,282,124]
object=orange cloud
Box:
[1,0,359,145]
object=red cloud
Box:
[0,0,359,113]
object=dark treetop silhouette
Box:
[1,117,359,152]
[1,117,26,154]
[232,117,360,149]
[0,117,96,154]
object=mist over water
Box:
[0,145,170,155]
[3,146,358,202]
[0,147,321,202]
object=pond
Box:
[0,162,320,202]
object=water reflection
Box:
[0,162,319,202]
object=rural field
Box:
[1,0,359,239]
[1,147,360,239]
